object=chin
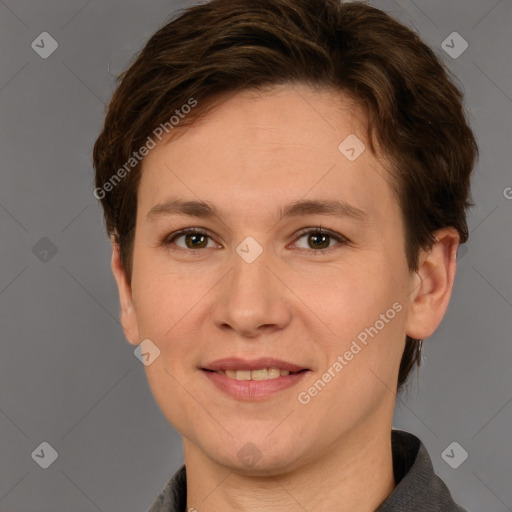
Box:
[209,437,306,476]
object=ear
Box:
[405,227,460,340]
[110,236,140,346]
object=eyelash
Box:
[161,226,350,254]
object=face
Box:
[112,83,456,474]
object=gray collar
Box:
[376,429,467,511]
[148,429,467,512]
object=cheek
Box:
[292,259,399,338]
[131,260,198,335]
[298,260,407,389]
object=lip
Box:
[201,357,308,373]
[201,369,310,401]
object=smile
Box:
[201,368,310,400]
[208,368,304,381]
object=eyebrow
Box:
[146,197,369,224]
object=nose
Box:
[211,242,292,338]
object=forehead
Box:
[137,84,398,227]
[172,84,369,154]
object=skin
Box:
[111,83,459,511]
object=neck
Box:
[184,423,396,512]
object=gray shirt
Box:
[148,429,467,511]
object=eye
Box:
[292,226,349,253]
[163,228,218,250]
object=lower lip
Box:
[201,370,309,400]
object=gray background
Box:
[0,0,511,510]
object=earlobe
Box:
[110,237,140,346]
[405,228,460,340]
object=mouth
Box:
[201,357,309,376]
[202,367,309,381]
[200,357,310,400]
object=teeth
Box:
[218,367,293,380]
[235,370,251,380]
[251,368,270,380]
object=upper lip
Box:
[201,357,309,373]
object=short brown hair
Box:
[93,0,478,392]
